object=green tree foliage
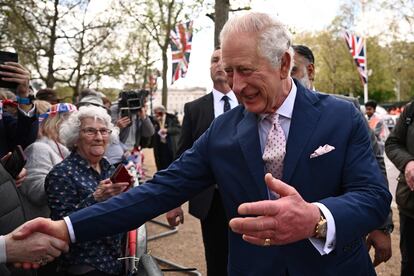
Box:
[0,0,120,99]
[293,0,414,104]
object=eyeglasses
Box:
[81,127,112,136]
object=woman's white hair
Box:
[60,105,119,151]
[220,12,294,70]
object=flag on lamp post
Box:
[170,21,193,83]
[344,31,367,85]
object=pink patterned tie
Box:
[262,113,286,180]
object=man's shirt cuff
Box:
[63,216,76,243]
[0,235,6,263]
[309,202,336,255]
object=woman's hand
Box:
[93,178,130,202]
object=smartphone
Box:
[120,107,130,119]
[110,164,132,187]
[1,145,26,179]
[0,51,19,90]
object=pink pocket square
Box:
[310,144,335,159]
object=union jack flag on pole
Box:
[170,21,193,84]
[344,31,367,85]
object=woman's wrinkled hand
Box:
[93,178,130,202]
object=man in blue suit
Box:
[15,12,391,275]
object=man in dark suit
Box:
[151,105,181,171]
[166,47,238,276]
[16,13,391,275]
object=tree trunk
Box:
[214,0,229,48]
[46,0,60,88]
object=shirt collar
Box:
[212,88,237,104]
[259,78,297,121]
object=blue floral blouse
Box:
[45,151,123,275]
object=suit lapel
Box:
[205,92,215,123]
[237,110,268,199]
[283,84,321,183]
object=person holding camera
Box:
[115,91,155,152]
[0,62,38,158]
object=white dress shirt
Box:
[212,89,238,118]
[257,79,336,255]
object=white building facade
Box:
[149,87,207,120]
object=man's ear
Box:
[280,52,291,79]
[307,63,315,81]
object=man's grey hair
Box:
[220,12,294,70]
[153,105,166,113]
[60,105,119,151]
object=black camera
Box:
[118,89,149,111]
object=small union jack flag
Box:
[344,31,367,85]
[170,21,193,83]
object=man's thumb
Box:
[264,173,297,197]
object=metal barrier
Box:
[126,152,203,275]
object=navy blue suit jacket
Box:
[70,82,391,275]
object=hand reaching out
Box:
[6,231,68,267]
[0,62,31,97]
[9,218,70,269]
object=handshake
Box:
[4,218,69,269]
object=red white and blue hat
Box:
[39,103,77,122]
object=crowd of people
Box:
[0,11,412,276]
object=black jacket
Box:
[386,101,414,218]
[176,93,215,219]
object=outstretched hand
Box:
[13,217,70,243]
[229,173,320,246]
[6,231,68,269]
[10,217,70,269]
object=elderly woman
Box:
[45,105,130,276]
[20,103,77,220]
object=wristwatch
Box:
[314,213,327,239]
